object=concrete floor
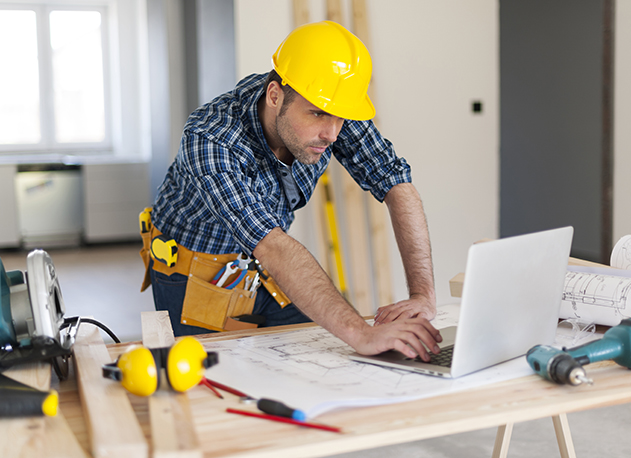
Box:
[1,243,630,457]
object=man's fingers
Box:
[389,322,441,361]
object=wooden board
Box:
[325,0,375,315]
[1,361,88,458]
[73,323,148,458]
[51,322,631,458]
[352,0,393,307]
[142,311,202,458]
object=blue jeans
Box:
[149,260,311,337]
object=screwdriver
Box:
[257,398,306,421]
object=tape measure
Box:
[139,207,152,234]
[150,235,178,267]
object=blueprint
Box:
[611,235,631,270]
[560,265,631,326]
[203,304,591,418]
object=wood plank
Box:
[567,257,612,268]
[491,423,513,458]
[1,361,88,458]
[292,0,310,27]
[148,391,201,458]
[55,325,631,458]
[0,362,50,457]
[352,0,394,307]
[552,414,577,458]
[142,311,202,458]
[73,322,148,458]
[141,310,176,347]
[186,350,631,457]
[324,0,375,314]
[338,164,374,314]
[3,360,51,391]
[290,1,334,280]
[326,0,343,24]
[449,272,465,298]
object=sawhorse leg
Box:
[492,423,513,458]
[491,414,576,458]
[552,414,577,458]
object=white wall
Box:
[614,0,631,244]
[234,0,500,307]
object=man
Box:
[145,21,441,360]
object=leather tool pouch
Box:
[139,210,290,332]
[140,230,153,292]
[181,256,257,332]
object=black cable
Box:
[62,317,121,344]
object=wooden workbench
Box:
[48,322,631,458]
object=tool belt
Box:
[139,209,291,332]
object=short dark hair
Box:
[264,70,298,115]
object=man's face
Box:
[275,92,345,165]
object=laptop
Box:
[350,226,574,378]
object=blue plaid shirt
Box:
[152,73,412,256]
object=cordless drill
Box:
[526,319,631,385]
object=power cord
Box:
[61,316,121,344]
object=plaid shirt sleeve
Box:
[332,119,412,202]
[177,131,284,255]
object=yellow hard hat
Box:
[272,21,375,121]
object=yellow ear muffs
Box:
[165,336,217,392]
[102,338,218,396]
[102,345,159,397]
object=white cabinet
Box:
[15,166,83,247]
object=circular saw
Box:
[0,249,80,380]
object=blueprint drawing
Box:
[204,305,544,418]
[560,266,631,326]
[611,235,631,270]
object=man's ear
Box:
[266,81,283,111]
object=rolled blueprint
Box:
[560,266,631,326]
[611,235,631,270]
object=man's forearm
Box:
[253,227,368,346]
[384,183,436,307]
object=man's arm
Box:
[374,182,437,325]
[253,227,441,359]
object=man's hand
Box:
[374,294,437,325]
[350,317,442,360]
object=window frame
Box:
[0,1,112,155]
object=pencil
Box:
[199,377,224,399]
[226,408,343,433]
[203,377,248,398]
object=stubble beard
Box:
[276,113,329,166]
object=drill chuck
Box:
[527,345,593,386]
[548,353,590,386]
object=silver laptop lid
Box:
[450,226,573,377]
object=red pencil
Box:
[202,377,249,398]
[199,378,224,399]
[226,408,342,433]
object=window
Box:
[0,3,110,153]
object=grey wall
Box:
[500,0,605,261]
[147,0,172,201]
[196,0,236,108]
[147,0,236,201]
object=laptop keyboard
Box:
[420,345,454,367]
